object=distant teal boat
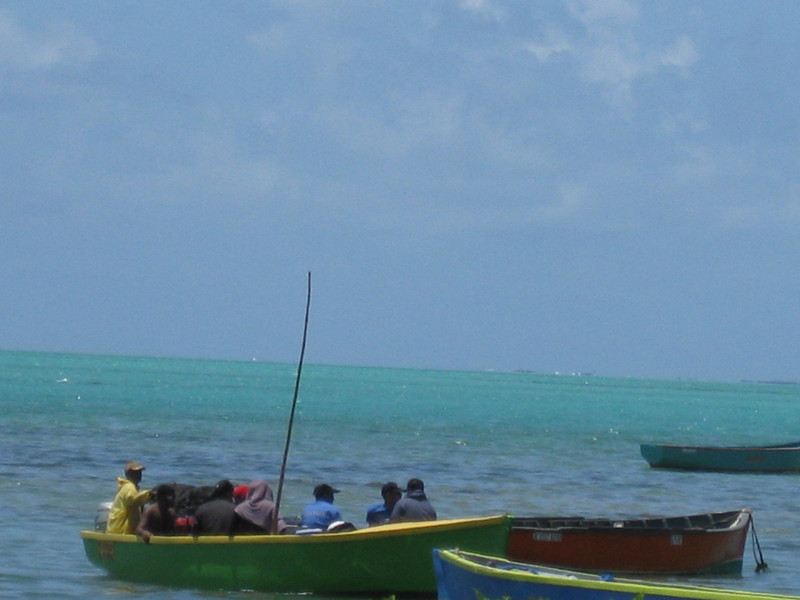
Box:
[641,441,800,472]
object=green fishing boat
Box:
[81,514,511,595]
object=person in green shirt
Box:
[106,461,153,534]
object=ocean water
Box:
[3,349,800,599]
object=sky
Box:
[2,1,799,383]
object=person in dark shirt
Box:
[390,478,437,522]
[194,479,237,535]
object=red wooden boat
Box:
[507,508,751,574]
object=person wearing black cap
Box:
[390,478,437,522]
[366,482,404,526]
[299,483,343,530]
[106,461,154,534]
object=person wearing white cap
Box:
[106,461,153,534]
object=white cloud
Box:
[569,0,640,26]
[0,9,98,71]
[246,29,284,54]
[355,178,607,236]
[717,197,800,230]
[524,1,697,109]
[459,0,508,23]
[524,29,573,62]
[579,37,642,88]
[660,35,698,69]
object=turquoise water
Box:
[2,349,800,598]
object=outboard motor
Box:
[95,502,112,532]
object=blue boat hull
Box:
[433,549,800,600]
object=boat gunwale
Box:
[81,513,510,546]
[509,508,750,534]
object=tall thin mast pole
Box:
[273,271,311,533]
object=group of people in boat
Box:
[104,461,437,542]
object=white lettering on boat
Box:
[533,532,563,542]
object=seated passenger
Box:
[233,479,286,534]
[390,478,437,522]
[194,479,237,535]
[366,482,404,526]
[300,483,343,530]
[136,484,176,543]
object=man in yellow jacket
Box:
[106,461,153,534]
